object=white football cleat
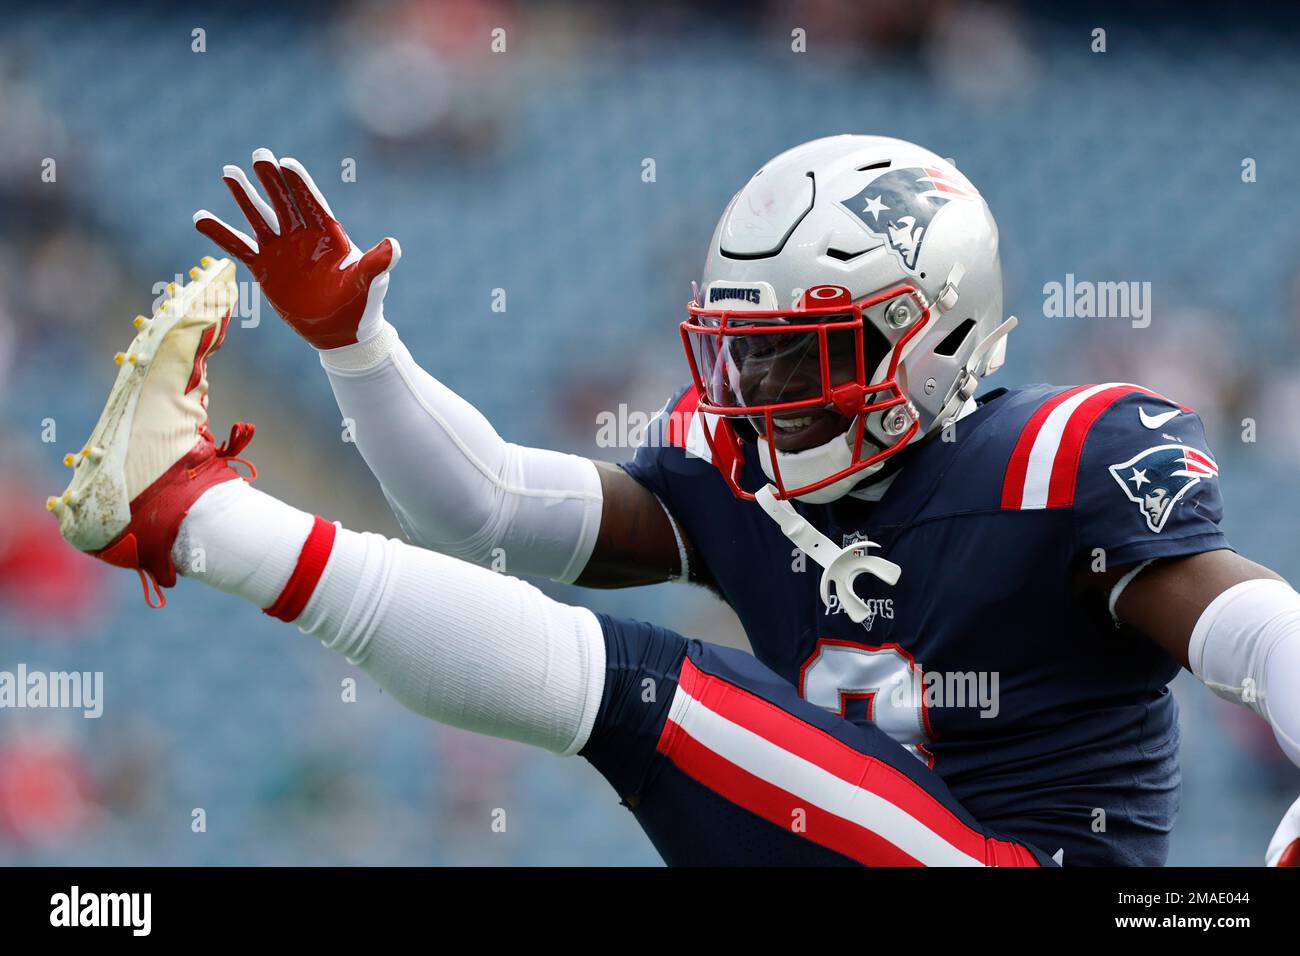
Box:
[49,256,256,606]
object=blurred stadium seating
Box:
[1,0,1298,865]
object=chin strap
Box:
[754,484,901,623]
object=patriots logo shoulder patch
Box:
[1108,444,1218,533]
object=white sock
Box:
[173,479,606,755]
[173,479,313,607]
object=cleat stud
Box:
[189,267,200,280]
[46,496,59,512]
[61,491,73,505]
[114,352,125,365]
[167,282,177,295]
[200,256,213,267]
[133,314,148,329]
[86,445,104,461]
[63,453,76,467]
[127,354,138,365]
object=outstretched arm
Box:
[1109,550,1297,763]
[1094,550,1300,864]
[194,149,693,585]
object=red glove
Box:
[194,147,400,349]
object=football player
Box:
[51,137,1300,866]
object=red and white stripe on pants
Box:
[656,657,1040,867]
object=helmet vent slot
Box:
[825,245,872,262]
[933,318,976,357]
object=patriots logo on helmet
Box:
[840,166,974,272]
[1108,444,1219,533]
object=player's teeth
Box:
[774,416,814,431]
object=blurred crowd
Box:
[1,0,1298,865]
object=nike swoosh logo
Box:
[1139,407,1180,429]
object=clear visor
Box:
[685,316,865,412]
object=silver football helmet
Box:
[681,134,1014,504]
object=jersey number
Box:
[799,639,933,765]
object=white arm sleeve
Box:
[318,321,603,583]
[1188,578,1300,767]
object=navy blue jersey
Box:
[622,382,1230,865]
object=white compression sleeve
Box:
[318,321,603,583]
[1188,578,1300,767]
[178,480,607,756]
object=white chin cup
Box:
[755,425,883,504]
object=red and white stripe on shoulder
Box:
[1000,383,1187,511]
[663,386,700,449]
[661,384,744,478]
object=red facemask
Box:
[679,283,931,501]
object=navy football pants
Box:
[580,614,1053,867]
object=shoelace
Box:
[205,421,259,480]
[137,570,167,609]
[134,421,258,608]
